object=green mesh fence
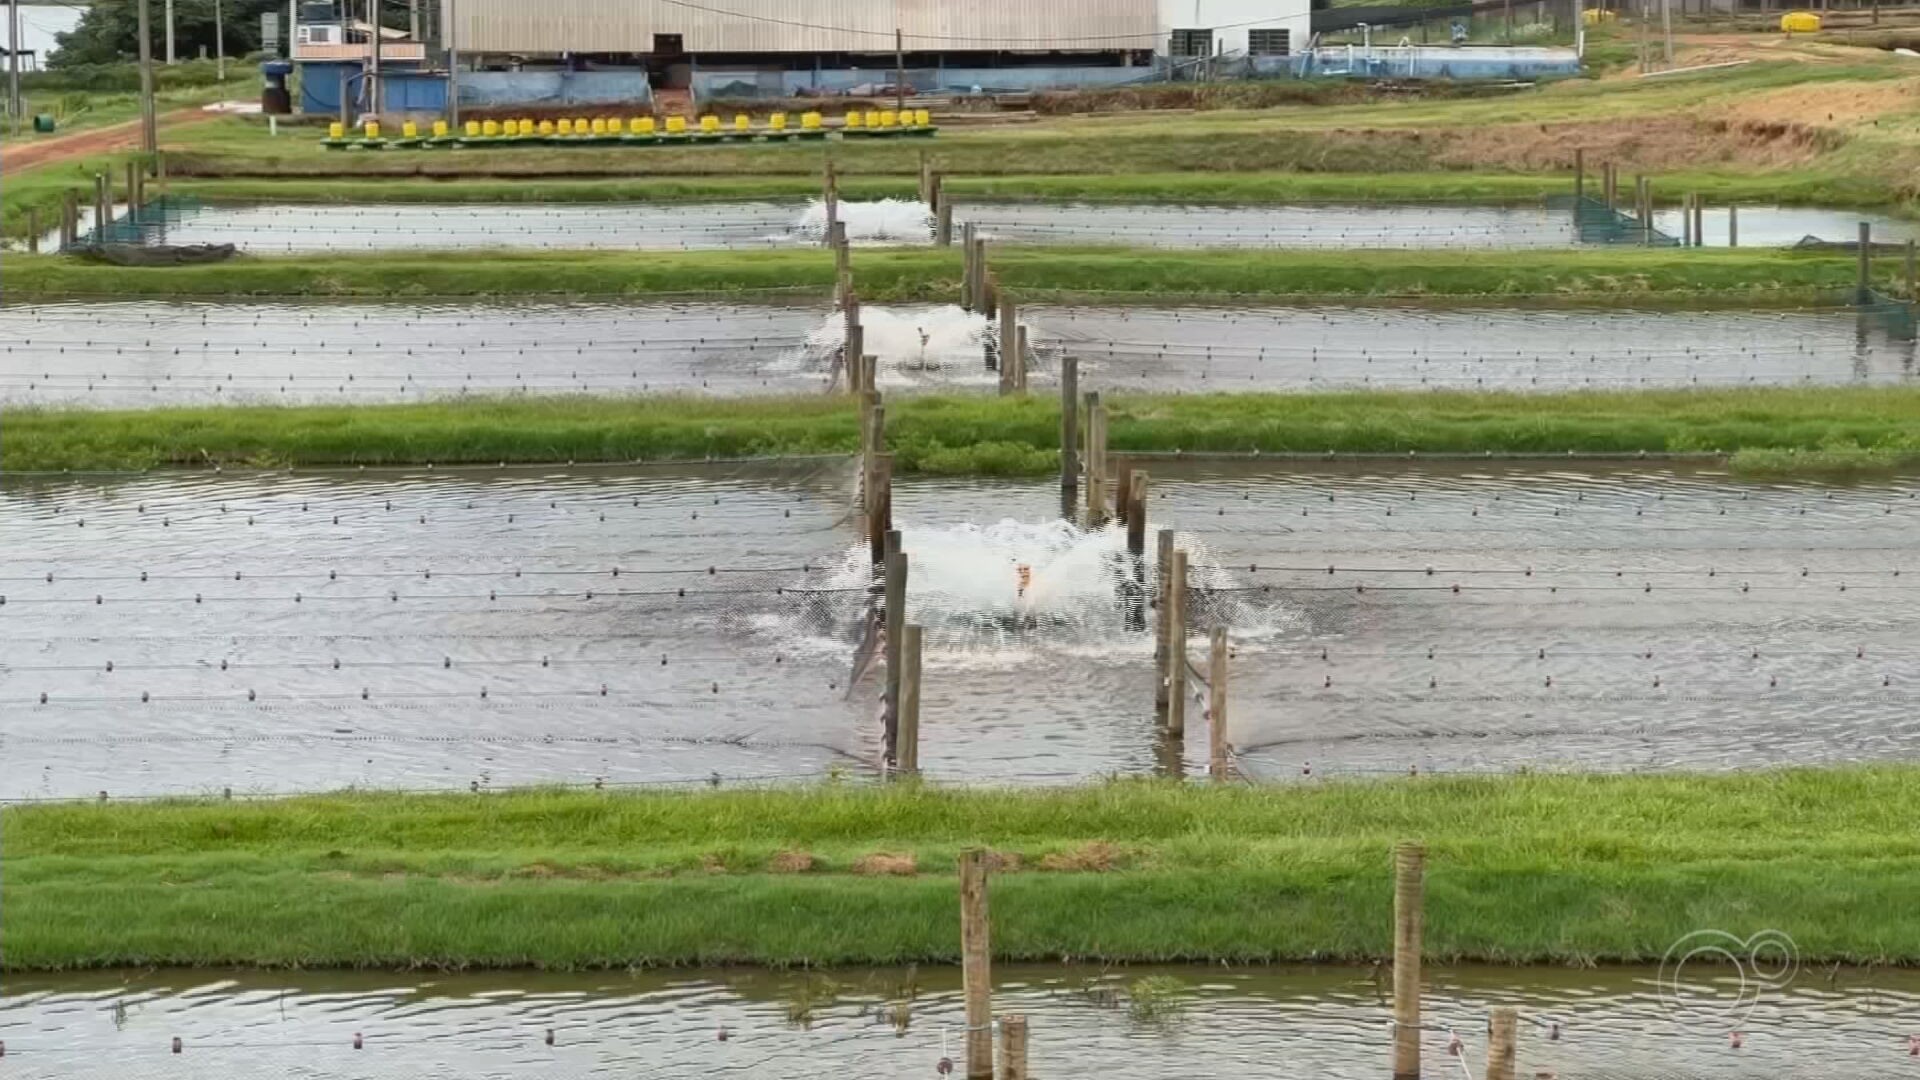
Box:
[69,194,206,250]
[1545,194,1682,247]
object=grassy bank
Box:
[6,768,1920,970]
[9,388,1920,473]
[164,169,1904,210]
[5,247,1901,301]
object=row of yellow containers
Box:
[332,109,934,140]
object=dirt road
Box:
[2,108,222,173]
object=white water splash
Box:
[790,304,1000,387]
[791,198,934,244]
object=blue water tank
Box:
[261,60,295,114]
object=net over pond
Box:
[4,460,1919,800]
[88,198,1920,251]
[4,298,1914,408]
[3,962,1914,1080]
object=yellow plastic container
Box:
[573,117,589,134]
[464,120,480,137]
[1780,10,1820,31]
[845,111,864,129]
[864,110,881,129]
[801,111,822,130]
[482,119,499,136]
[627,117,646,135]
[770,112,788,131]
[700,115,720,133]
[402,120,419,138]
[328,121,345,139]
[432,119,449,137]
[914,108,931,127]
[364,120,380,138]
[519,118,533,136]
[879,110,897,128]
[503,120,519,136]
[638,116,657,134]
[538,119,555,135]
[666,115,688,134]
[733,114,751,132]
[590,118,607,135]
[557,118,573,135]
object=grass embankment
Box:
[6,768,1920,970]
[9,388,1920,474]
[5,247,1902,301]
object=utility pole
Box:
[894,28,906,117]
[138,0,157,154]
[1661,0,1673,65]
[369,0,382,117]
[164,0,175,64]
[214,0,225,80]
[446,0,459,126]
[8,0,22,136]
[409,0,420,41]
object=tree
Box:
[50,0,298,68]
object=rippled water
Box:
[4,299,1912,408]
[4,461,1918,801]
[2,963,1916,1079]
[101,200,1920,252]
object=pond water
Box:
[3,298,1911,408]
[0,962,1914,1079]
[94,199,1920,252]
[4,460,1917,802]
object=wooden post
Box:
[884,541,907,764]
[1166,549,1188,736]
[1680,193,1691,247]
[998,295,1018,394]
[1487,1006,1518,1080]
[1084,396,1107,527]
[1126,472,1147,558]
[972,238,989,316]
[1154,529,1174,717]
[1693,195,1704,248]
[959,850,993,1080]
[982,273,998,322]
[863,354,877,393]
[869,452,893,569]
[1014,324,1029,392]
[1859,221,1873,302]
[1573,147,1584,202]
[1604,162,1616,211]
[832,220,850,278]
[1112,458,1134,528]
[1208,625,1229,781]
[937,199,954,247]
[125,161,139,224]
[1000,1013,1028,1080]
[824,159,839,235]
[845,320,865,395]
[1059,357,1080,497]
[1392,841,1426,1080]
[1728,203,1738,249]
[897,624,921,775]
[960,223,977,307]
[26,208,38,254]
[93,173,108,236]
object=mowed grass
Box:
[8,387,1920,473]
[5,246,1900,301]
[7,768,1920,970]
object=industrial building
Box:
[438,0,1313,105]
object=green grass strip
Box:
[8,388,1920,474]
[4,247,1902,300]
[7,768,1920,970]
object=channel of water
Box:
[89,199,1920,251]
[0,962,1913,1079]
[3,299,1912,408]
[4,460,1916,801]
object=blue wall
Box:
[690,63,1152,99]
[458,70,654,107]
[300,62,446,115]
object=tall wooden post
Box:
[1572,147,1584,203]
[1112,458,1134,528]
[869,451,893,569]
[1208,626,1229,781]
[1014,325,1029,392]
[61,191,77,249]
[897,624,922,775]
[960,222,977,308]
[998,296,1018,394]
[824,158,839,235]
[1487,1006,1517,1080]
[1859,221,1873,303]
[1392,841,1426,1080]
[959,850,993,1080]
[884,539,907,768]
[1125,472,1147,558]
[971,237,989,315]
[1166,548,1188,736]
[1728,203,1738,248]
[1694,196,1705,248]
[93,173,108,236]
[936,199,954,247]
[1059,357,1080,499]
[125,161,139,224]
[1154,529,1174,717]
[1000,1013,1028,1080]
[26,208,38,254]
